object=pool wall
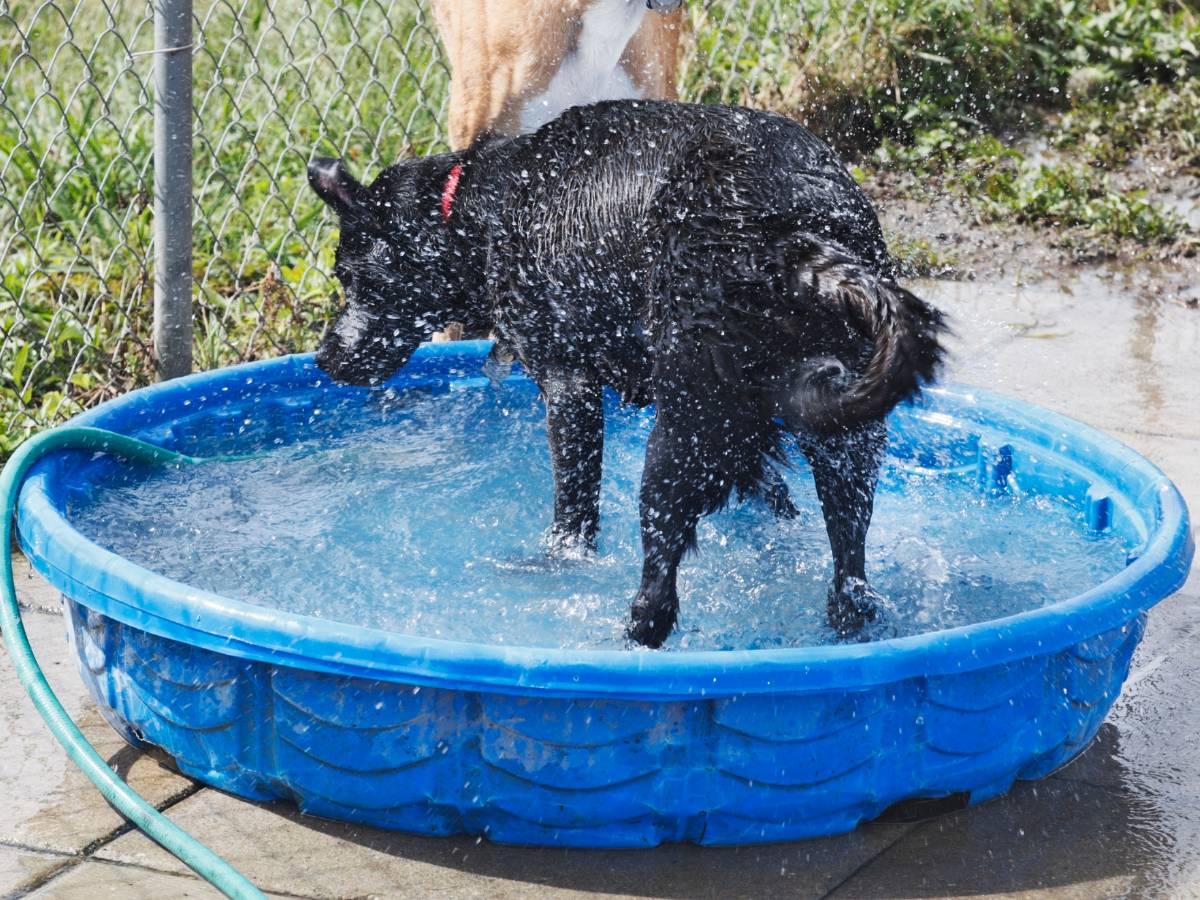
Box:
[64,596,1146,845]
[19,346,1194,846]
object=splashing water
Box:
[66,379,1127,651]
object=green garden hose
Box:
[0,426,265,900]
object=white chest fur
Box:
[519,0,647,133]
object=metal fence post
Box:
[153,0,194,380]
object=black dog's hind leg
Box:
[628,411,747,648]
[629,419,707,647]
[543,370,604,550]
[802,422,888,636]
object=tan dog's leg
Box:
[621,7,683,100]
[433,0,587,150]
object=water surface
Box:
[67,380,1127,650]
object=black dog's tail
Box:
[777,254,948,433]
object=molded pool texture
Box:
[17,343,1193,848]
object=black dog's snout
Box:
[646,0,683,12]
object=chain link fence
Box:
[1,0,453,453]
[0,0,896,454]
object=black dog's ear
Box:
[308,157,365,216]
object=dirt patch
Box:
[869,170,1200,296]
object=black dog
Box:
[308,100,946,648]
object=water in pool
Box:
[67,378,1128,651]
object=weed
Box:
[1055,78,1200,170]
[887,232,958,277]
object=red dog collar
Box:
[441,163,463,223]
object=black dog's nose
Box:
[308,156,364,214]
[308,157,340,180]
[646,0,682,11]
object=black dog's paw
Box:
[827,578,881,638]
[626,595,679,649]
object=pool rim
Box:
[17,346,1194,700]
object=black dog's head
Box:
[308,155,473,385]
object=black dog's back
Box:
[447,102,946,645]
[477,101,894,274]
[464,101,931,418]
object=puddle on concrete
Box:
[916,266,1200,441]
[905,265,1199,896]
[1049,592,1200,898]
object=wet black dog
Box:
[308,100,946,648]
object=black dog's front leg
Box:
[802,422,888,636]
[543,371,604,550]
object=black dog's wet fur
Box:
[309,100,947,648]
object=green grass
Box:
[686,0,1198,146]
[688,0,1198,256]
[847,2,1198,253]
[1,0,1198,455]
[1055,76,1200,170]
[871,101,1190,247]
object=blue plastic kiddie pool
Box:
[16,343,1193,847]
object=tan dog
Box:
[430,0,683,150]
[429,0,683,340]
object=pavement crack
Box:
[5,784,213,899]
[8,854,318,900]
[816,823,922,900]
[4,857,79,900]
[76,780,206,859]
[0,840,73,859]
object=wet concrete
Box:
[94,793,912,899]
[22,862,227,899]
[833,587,1200,899]
[0,560,198,895]
[0,846,70,898]
[919,268,1199,438]
[0,585,196,858]
[21,860,301,899]
[3,265,1199,897]
[918,269,1200,518]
